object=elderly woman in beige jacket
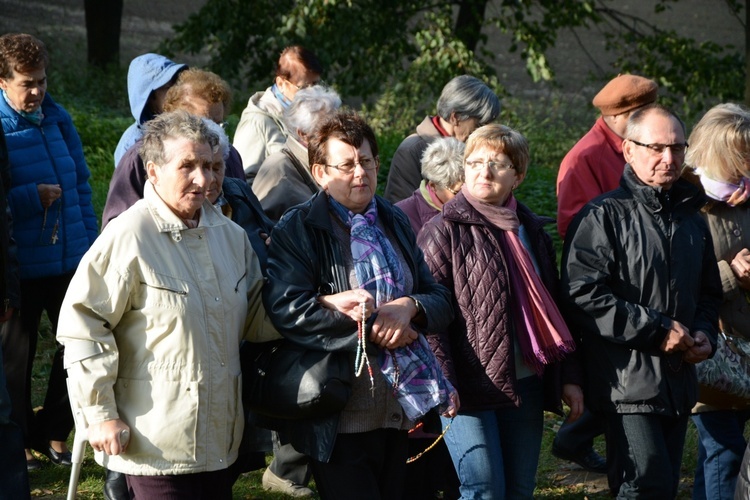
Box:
[57,111,275,499]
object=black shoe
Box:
[36,445,72,466]
[104,469,130,500]
[26,457,42,471]
[551,443,607,473]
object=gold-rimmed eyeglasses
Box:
[628,139,689,157]
[324,157,379,175]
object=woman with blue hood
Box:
[113,53,187,167]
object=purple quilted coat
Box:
[417,193,582,414]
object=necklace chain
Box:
[39,198,62,245]
[354,299,375,394]
[406,418,454,463]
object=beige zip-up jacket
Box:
[58,181,276,475]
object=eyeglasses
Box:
[325,157,379,175]
[285,78,321,91]
[628,139,689,156]
[465,160,515,173]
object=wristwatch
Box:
[408,295,425,317]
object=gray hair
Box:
[626,104,686,143]
[140,110,218,166]
[284,85,342,140]
[436,75,501,125]
[203,118,230,160]
[421,137,465,189]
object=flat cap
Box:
[592,74,658,116]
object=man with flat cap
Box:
[556,74,659,238]
[552,74,658,489]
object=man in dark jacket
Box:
[561,104,722,498]
[0,124,28,496]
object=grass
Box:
[24,28,709,500]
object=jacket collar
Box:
[144,181,227,235]
[594,116,625,155]
[284,135,309,167]
[442,192,553,233]
[620,163,706,213]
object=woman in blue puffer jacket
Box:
[0,33,97,469]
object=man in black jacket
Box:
[0,122,28,496]
[561,104,722,498]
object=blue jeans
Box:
[606,413,688,499]
[441,376,544,500]
[691,410,750,500]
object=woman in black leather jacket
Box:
[262,111,456,499]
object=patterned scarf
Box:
[2,90,43,125]
[462,187,576,375]
[328,196,404,306]
[328,195,454,419]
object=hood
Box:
[126,53,187,125]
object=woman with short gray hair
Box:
[384,75,501,203]
[396,137,465,235]
[253,85,341,221]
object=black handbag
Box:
[241,339,352,420]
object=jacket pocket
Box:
[114,378,200,464]
[139,273,190,311]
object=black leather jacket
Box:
[262,192,453,462]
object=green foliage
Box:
[165,0,746,130]
[609,31,743,119]
[44,60,131,227]
[362,8,503,136]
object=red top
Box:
[556,117,626,239]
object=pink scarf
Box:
[462,187,576,375]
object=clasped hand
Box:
[660,319,711,363]
[318,290,418,348]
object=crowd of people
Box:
[1,29,750,500]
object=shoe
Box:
[36,445,72,466]
[262,467,314,497]
[26,457,42,471]
[551,443,607,473]
[104,469,130,500]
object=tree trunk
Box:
[455,0,490,53]
[84,0,123,68]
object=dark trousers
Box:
[125,468,232,499]
[555,407,620,492]
[269,432,311,485]
[0,340,30,499]
[310,429,409,500]
[606,412,688,499]
[0,273,74,446]
[555,407,606,453]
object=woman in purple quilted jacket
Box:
[418,124,584,499]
